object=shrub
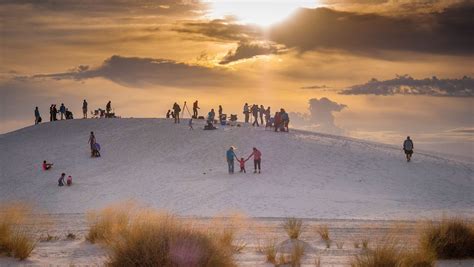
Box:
[86,204,235,267]
[420,218,474,259]
[262,241,277,264]
[290,242,305,266]
[316,225,330,242]
[0,203,37,260]
[351,242,401,267]
[283,218,303,239]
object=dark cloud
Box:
[289,97,347,134]
[173,18,263,42]
[219,42,281,64]
[447,127,474,134]
[300,85,331,90]
[31,55,231,88]
[267,4,474,56]
[340,75,474,97]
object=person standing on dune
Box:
[246,147,262,174]
[403,136,414,162]
[243,103,250,123]
[192,100,199,118]
[173,102,181,123]
[226,147,237,174]
[82,99,88,119]
[34,107,41,125]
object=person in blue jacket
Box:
[59,103,66,120]
[226,146,237,174]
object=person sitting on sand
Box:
[58,173,66,186]
[67,175,72,186]
[237,157,248,173]
[43,160,53,170]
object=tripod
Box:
[181,101,192,118]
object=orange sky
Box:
[1,0,473,158]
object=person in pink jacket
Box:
[246,147,262,174]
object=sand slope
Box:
[1,118,472,219]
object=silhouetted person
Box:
[192,100,199,118]
[274,112,281,132]
[251,104,259,127]
[59,103,66,120]
[243,103,250,123]
[82,99,88,119]
[49,105,54,122]
[218,105,223,119]
[106,101,112,115]
[34,107,41,125]
[403,136,414,162]
[52,105,58,121]
[280,108,289,132]
[265,106,271,125]
[166,110,171,118]
[259,105,265,125]
[88,131,96,157]
[58,173,66,186]
[173,102,181,123]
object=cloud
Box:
[219,42,281,64]
[289,97,347,134]
[174,18,263,42]
[30,55,231,88]
[300,85,331,90]
[340,75,474,97]
[268,3,474,56]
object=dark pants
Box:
[244,113,249,123]
[240,166,246,173]
[193,108,198,118]
[254,159,261,171]
[252,115,259,126]
[174,112,180,123]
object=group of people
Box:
[226,147,262,174]
[243,103,290,132]
[34,99,116,125]
[42,160,73,186]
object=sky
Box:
[0,0,473,159]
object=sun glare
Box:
[207,0,317,27]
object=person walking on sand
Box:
[259,105,265,125]
[82,99,88,119]
[246,147,262,174]
[106,101,112,115]
[243,103,250,123]
[88,131,96,157]
[192,100,200,118]
[403,136,414,162]
[173,102,181,123]
[226,146,237,174]
[237,157,248,173]
[34,107,41,125]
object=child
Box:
[58,173,65,186]
[66,175,72,186]
[237,157,248,173]
[189,118,193,130]
[42,160,53,170]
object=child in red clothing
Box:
[66,175,72,186]
[237,157,248,173]
[42,160,53,170]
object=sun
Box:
[207,0,317,27]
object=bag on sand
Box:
[38,117,42,123]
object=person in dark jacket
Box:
[58,173,66,186]
[173,102,181,123]
[49,105,54,122]
[192,100,200,118]
[403,136,414,162]
[34,107,41,125]
[59,103,66,120]
[106,101,112,115]
[251,104,259,127]
[274,112,281,132]
[52,105,58,121]
[166,110,171,119]
[82,100,88,119]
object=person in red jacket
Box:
[42,160,53,170]
[237,157,248,173]
[246,147,262,174]
[273,112,281,132]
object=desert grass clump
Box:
[316,224,331,248]
[420,218,474,259]
[85,203,133,243]
[362,239,369,250]
[351,242,401,267]
[290,242,305,266]
[336,241,344,249]
[86,204,235,267]
[0,203,37,260]
[283,218,303,239]
[261,241,277,264]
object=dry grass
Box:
[0,203,37,260]
[362,239,369,250]
[336,241,344,249]
[290,242,305,266]
[351,240,434,267]
[354,240,360,248]
[420,218,474,259]
[283,218,303,239]
[260,240,277,264]
[314,257,321,267]
[86,204,235,267]
[316,224,330,241]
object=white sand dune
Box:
[1,118,472,219]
